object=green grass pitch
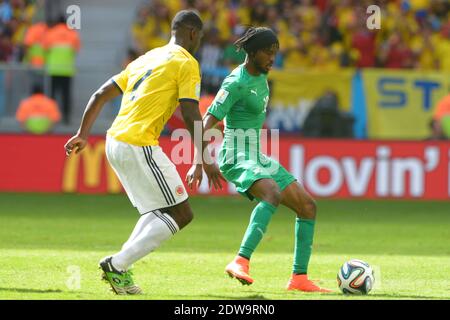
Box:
[0,193,449,300]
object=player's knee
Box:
[165,203,193,230]
[176,208,193,230]
[272,189,282,206]
[262,183,281,206]
[301,199,317,220]
[184,208,194,225]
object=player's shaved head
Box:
[170,10,204,55]
[171,10,203,31]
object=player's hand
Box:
[64,134,87,156]
[186,164,203,190]
[203,162,225,190]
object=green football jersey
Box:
[208,64,270,131]
[207,64,296,198]
[208,63,271,167]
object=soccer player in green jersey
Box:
[187,27,330,292]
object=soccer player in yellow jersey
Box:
[64,10,224,295]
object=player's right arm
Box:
[202,77,240,134]
[64,79,122,156]
[206,78,240,124]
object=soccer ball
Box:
[337,259,375,295]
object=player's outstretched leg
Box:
[225,179,280,286]
[281,182,331,293]
[100,200,193,294]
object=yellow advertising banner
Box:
[62,140,121,193]
[268,68,353,111]
[363,69,450,139]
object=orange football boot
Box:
[286,274,332,293]
[225,256,254,285]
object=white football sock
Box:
[112,210,179,272]
[121,212,157,251]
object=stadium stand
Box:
[130,0,450,73]
[0,0,448,137]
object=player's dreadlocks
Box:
[234,27,279,55]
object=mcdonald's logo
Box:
[62,140,121,193]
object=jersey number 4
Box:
[130,69,153,102]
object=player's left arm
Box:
[64,79,122,156]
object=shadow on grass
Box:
[255,290,343,299]
[367,293,444,300]
[207,294,269,300]
[237,291,444,300]
[165,294,269,300]
[0,287,63,294]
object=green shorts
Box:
[219,150,296,201]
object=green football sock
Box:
[293,217,316,274]
[238,201,277,259]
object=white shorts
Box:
[105,135,188,214]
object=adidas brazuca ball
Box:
[337,259,375,295]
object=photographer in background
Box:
[302,90,354,138]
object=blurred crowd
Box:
[0,0,40,62]
[130,0,450,73]
[1,0,449,137]
[1,0,80,126]
[2,0,449,70]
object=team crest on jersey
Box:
[216,89,229,104]
[175,185,185,196]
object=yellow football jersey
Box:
[108,43,201,146]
